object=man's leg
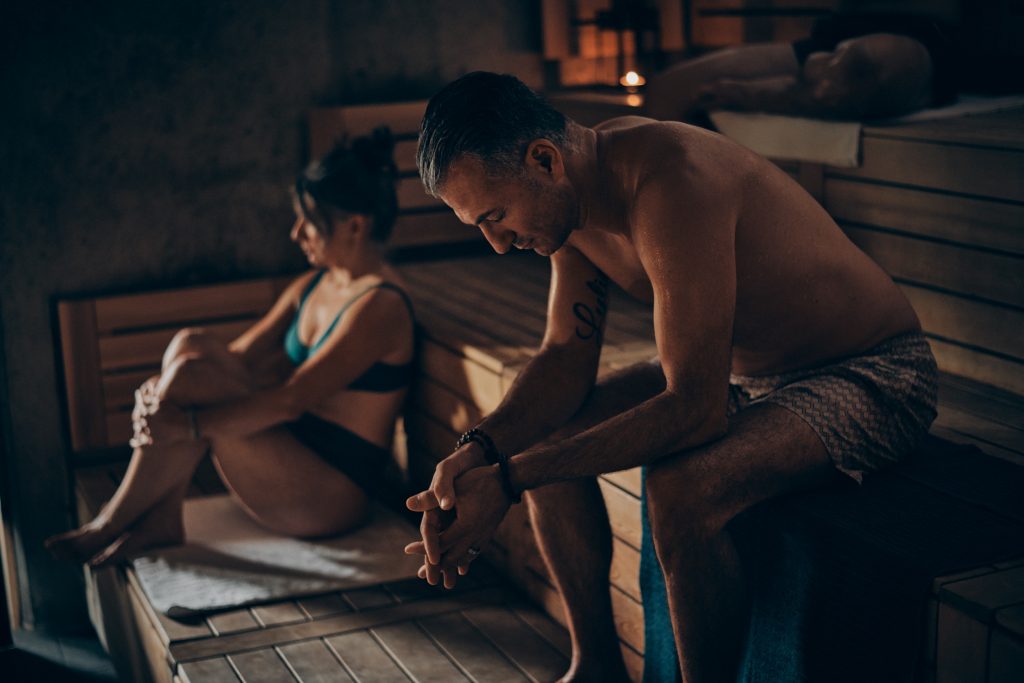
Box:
[644,402,843,682]
[526,363,665,682]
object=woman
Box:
[46,129,415,567]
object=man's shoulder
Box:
[593,115,658,132]
[601,120,738,180]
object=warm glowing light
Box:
[626,94,642,107]
[619,70,645,88]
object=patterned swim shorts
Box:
[727,332,939,483]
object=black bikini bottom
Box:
[286,413,390,492]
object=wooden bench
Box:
[393,102,1024,681]
[57,278,573,683]
[398,252,1024,683]
[58,98,1022,681]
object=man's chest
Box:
[570,231,654,303]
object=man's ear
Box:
[525,139,564,180]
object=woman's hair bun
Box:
[295,126,398,243]
[353,126,396,173]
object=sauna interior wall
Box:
[0,0,542,629]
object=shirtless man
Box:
[404,72,937,682]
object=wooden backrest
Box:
[58,278,288,455]
[824,111,1024,396]
[308,101,482,251]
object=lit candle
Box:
[619,70,646,91]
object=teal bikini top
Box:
[284,271,415,392]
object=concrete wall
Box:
[0,0,541,629]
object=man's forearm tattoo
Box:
[573,274,609,345]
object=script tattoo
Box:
[573,274,609,345]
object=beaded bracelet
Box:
[455,428,499,465]
[455,427,521,503]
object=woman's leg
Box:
[46,331,251,563]
[85,426,373,567]
[49,329,374,564]
[209,428,371,539]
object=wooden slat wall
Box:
[397,254,655,681]
[58,278,287,455]
[820,110,1024,395]
[690,0,838,47]
[308,102,482,251]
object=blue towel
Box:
[640,465,681,683]
[638,437,1024,683]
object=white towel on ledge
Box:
[709,95,1024,168]
[132,494,423,617]
[709,111,861,167]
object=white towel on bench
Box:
[132,494,423,617]
[709,95,1024,168]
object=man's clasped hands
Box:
[404,439,516,588]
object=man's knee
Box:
[645,457,731,554]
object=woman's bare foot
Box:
[88,497,185,568]
[46,487,186,567]
[44,513,122,563]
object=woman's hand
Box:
[131,396,192,447]
[130,380,160,448]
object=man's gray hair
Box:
[416,72,570,197]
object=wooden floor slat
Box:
[373,621,471,682]
[327,631,410,683]
[179,656,240,683]
[252,602,308,628]
[385,578,450,604]
[507,604,572,658]
[207,609,262,637]
[228,648,296,683]
[277,640,354,683]
[461,606,570,683]
[417,612,530,683]
[344,586,397,611]
[171,587,508,663]
[296,593,353,619]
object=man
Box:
[404,72,937,682]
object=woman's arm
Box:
[191,284,413,439]
[227,271,317,368]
